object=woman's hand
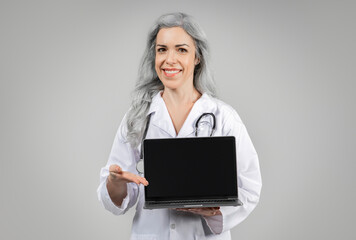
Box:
[106,164,148,207]
[108,164,149,186]
[176,207,221,217]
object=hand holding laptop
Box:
[176,207,222,217]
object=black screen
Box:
[143,136,237,201]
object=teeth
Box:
[165,70,180,74]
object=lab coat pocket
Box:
[131,234,157,240]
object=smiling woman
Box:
[155,27,200,92]
[97,12,262,240]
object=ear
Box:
[195,58,200,65]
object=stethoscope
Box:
[136,113,216,174]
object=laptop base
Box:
[144,199,243,209]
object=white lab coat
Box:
[97,91,262,240]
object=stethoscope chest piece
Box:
[136,159,144,175]
[195,113,216,137]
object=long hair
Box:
[125,12,217,148]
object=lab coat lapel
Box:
[148,92,176,138]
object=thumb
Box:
[116,165,123,174]
[109,164,123,174]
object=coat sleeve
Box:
[203,110,262,234]
[97,115,140,215]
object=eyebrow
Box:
[156,44,190,48]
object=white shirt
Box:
[97,91,262,240]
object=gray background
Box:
[1,0,355,239]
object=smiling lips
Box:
[163,68,182,77]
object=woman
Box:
[97,12,262,240]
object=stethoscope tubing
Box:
[194,113,216,137]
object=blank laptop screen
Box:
[143,136,238,201]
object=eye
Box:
[178,48,187,53]
[157,48,166,53]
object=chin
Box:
[161,80,182,90]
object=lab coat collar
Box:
[147,91,217,138]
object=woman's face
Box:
[155,27,199,91]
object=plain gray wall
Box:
[1,0,355,239]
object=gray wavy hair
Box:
[125,12,217,148]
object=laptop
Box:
[143,136,243,209]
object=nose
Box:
[165,50,177,65]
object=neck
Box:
[161,87,201,107]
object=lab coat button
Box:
[170,223,175,229]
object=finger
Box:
[192,207,218,211]
[139,177,149,186]
[211,207,220,210]
[127,174,141,185]
[123,172,148,186]
[176,208,191,212]
[142,176,149,186]
[136,175,148,185]
[187,208,202,212]
[186,208,217,216]
[135,176,149,186]
[184,208,200,212]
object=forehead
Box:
[156,27,195,46]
